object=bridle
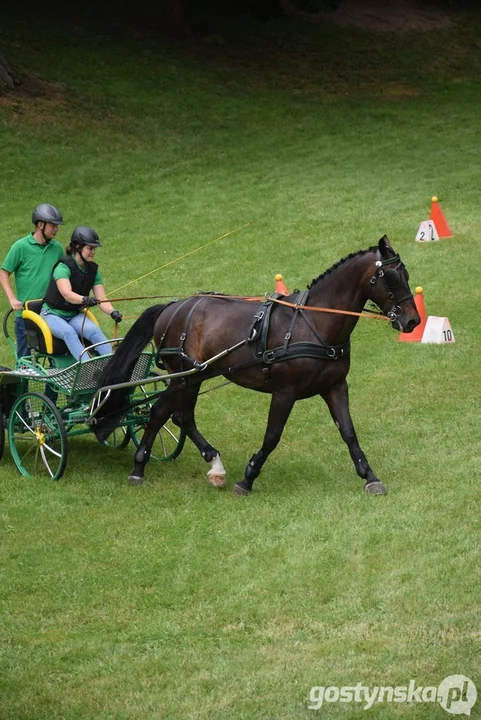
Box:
[370,250,413,322]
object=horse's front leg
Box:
[171,384,226,489]
[233,391,295,496]
[128,394,176,485]
[322,380,387,495]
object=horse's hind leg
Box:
[128,393,176,485]
[171,384,226,489]
[322,380,387,495]
[233,391,295,496]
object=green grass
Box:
[0,5,480,718]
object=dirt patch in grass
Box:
[0,75,71,121]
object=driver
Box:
[41,226,123,362]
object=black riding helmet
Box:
[71,226,102,248]
[32,203,64,225]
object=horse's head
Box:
[367,235,420,333]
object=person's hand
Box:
[110,310,122,323]
[82,296,98,308]
[10,298,23,311]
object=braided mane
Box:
[307,246,376,289]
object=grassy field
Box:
[0,4,480,718]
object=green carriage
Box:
[0,304,186,480]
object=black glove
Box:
[82,296,98,308]
[110,310,123,323]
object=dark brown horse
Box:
[94,235,420,495]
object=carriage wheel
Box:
[0,411,5,462]
[8,392,68,481]
[129,417,186,461]
[98,425,130,450]
[0,365,13,462]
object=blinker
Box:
[384,269,400,288]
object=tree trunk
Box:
[0,50,19,94]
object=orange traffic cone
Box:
[275,273,289,296]
[398,286,427,342]
[429,196,452,238]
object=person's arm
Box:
[56,277,86,305]
[92,284,114,315]
[93,285,122,322]
[0,269,23,310]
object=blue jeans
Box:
[14,317,29,360]
[40,310,112,362]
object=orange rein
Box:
[97,293,390,322]
[267,296,390,321]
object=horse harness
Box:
[97,248,413,419]
[155,291,350,387]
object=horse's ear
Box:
[378,234,392,257]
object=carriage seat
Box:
[22,299,99,356]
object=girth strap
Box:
[262,339,349,364]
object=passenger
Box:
[41,226,122,362]
[0,203,64,359]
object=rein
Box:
[93,244,414,429]
[267,296,390,321]
[95,293,390,321]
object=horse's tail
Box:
[93,303,168,441]
[99,303,167,387]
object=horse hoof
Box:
[208,474,226,489]
[232,483,251,496]
[364,481,387,495]
[128,475,144,486]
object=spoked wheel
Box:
[0,365,13,461]
[129,417,186,461]
[0,411,5,461]
[99,425,130,450]
[8,392,68,480]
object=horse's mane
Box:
[197,291,228,296]
[307,246,377,289]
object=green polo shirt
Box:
[43,258,103,318]
[2,233,64,316]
